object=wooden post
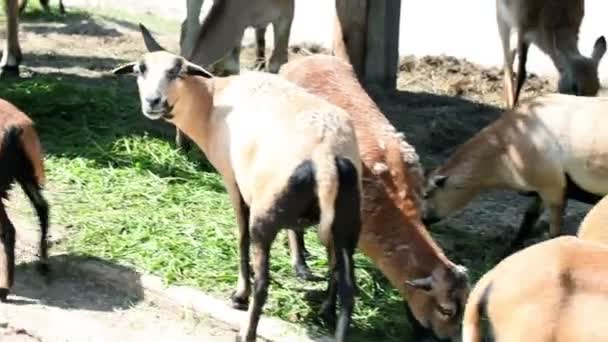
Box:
[364,0,402,88]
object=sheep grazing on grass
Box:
[280,55,469,342]
[462,236,608,342]
[112,24,363,342]
[0,99,49,302]
[496,0,606,108]
[577,195,608,244]
[422,94,608,256]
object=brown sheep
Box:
[422,94,608,254]
[462,236,608,342]
[280,55,469,341]
[0,98,49,302]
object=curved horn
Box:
[112,62,137,75]
[184,61,214,78]
[139,23,166,52]
[405,276,433,291]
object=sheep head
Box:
[112,23,213,121]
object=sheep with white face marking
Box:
[422,93,608,256]
[112,24,362,342]
[0,99,50,302]
[462,236,608,342]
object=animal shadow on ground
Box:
[11,254,144,311]
[0,62,218,183]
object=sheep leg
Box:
[18,0,27,14]
[287,230,316,280]
[513,37,529,107]
[547,201,566,238]
[267,2,294,73]
[19,179,50,277]
[0,203,16,302]
[497,12,515,108]
[38,0,49,11]
[239,224,277,342]
[1,0,22,76]
[58,0,64,14]
[254,27,267,71]
[319,244,338,328]
[228,185,251,310]
[507,195,543,256]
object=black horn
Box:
[139,23,166,52]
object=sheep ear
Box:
[139,23,166,52]
[184,62,214,78]
[112,62,137,75]
[592,36,607,65]
[405,276,433,292]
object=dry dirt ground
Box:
[0,4,598,341]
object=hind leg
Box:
[319,243,339,328]
[239,221,278,342]
[287,230,315,280]
[0,203,16,302]
[20,180,50,276]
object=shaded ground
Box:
[1,206,237,342]
[0,3,595,341]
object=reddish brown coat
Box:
[280,55,469,340]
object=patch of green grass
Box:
[0,70,414,340]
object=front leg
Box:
[226,183,251,310]
[497,14,515,108]
[513,37,529,107]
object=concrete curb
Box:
[52,254,333,342]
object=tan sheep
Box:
[113,24,362,342]
[423,93,608,255]
[496,0,606,107]
[462,236,608,342]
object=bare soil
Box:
[0,4,595,341]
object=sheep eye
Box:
[138,63,147,75]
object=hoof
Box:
[0,288,9,303]
[37,262,50,277]
[294,265,321,282]
[230,291,249,311]
[319,301,337,328]
[0,66,19,78]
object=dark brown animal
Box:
[0,98,49,302]
[280,55,469,341]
